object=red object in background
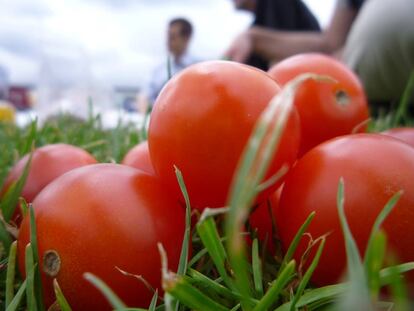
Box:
[8,86,32,110]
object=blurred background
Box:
[0,0,335,125]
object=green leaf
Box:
[53,278,72,311]
[148,290,158,311]
[5,241,17,308]
[365,231,387,298]
[379,262,414,286]
[84,272,127,309]
[253,260,296,311]
[393,70,414,126]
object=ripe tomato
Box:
[276,134,414,286]
[121,141,155,175]
[268,53,369,157]
[148,60,300,210]
[381,127,414,148]
[1,144,97,224]
[17,164,185,310]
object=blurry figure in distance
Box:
[146,17,199,105]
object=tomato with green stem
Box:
[268,53,369,157]
[17,164,185,310]
[148,60,300,211]
[276,133,414,286]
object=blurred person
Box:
[228,0,321,70]
[225,0,414,104]
[146,17,199,105]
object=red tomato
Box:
[148,61,300,210]
[121,141,155,175]
[381,127,414,148]
[276,134,414,286]
[268,53,369,157]
[17,164,185,310]
[1,143,97,224]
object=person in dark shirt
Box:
[226,0,414,104]
[231,0,320,70]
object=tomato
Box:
[121,141,155,175]
[148,60,300,210]
[381,127,414,148]
[276,134,414,286]
[268,53,369,157]
[17,164,185,310]
[1,143,97,224]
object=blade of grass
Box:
[379,262,414,285]
[252,238,263,298]
[25,243,38,311]
[384,261,409,311]
[29,204,45,311]
[275,283,347,311]
[148,290,158,311]
[53,279,72,311]
[196,217,234,289]
[84,272,127,309]
[1,150,33,222]
[163,273,230,311]
[5,280,27,311]
[393,70,414,126]
[253,260,296,311]
[280,212,315,272]
[365,231,387,298]
[290,237,326,311]
[336,178,373,311]
[5,241,17,307]
[225,74,332,310]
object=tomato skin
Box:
[268,53,369,157]
[276,134,414,286]
[121,141,155,175]
[381,127,414,148]
[17,164,185,310]
[1,144,97,224]
[148,60,300,210]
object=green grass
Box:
[0,73,413,310]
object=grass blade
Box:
[280,212,315,272]
[336,178,373,311]
[148,290,158,311]
[5,241,17,307]
[29,204,45,311]
[5,280,27,311]
[365,231,387,298]
[163,273,230,311]
[196,217,233,289]
[253,260,296,311]
[84,272,127,309]
[289,237,326,311]
[252,238,264,298]
[379,262,414,285]
[393,70,414,126]
[53,279,72,311]
[25,243,38,311]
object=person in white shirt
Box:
[146,17,198,105]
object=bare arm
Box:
[225,1,358,64]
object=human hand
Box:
[223,30,252,63]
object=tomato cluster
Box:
[5,55,414,309]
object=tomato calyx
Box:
[43,250,61,277]
[335,90,350,107]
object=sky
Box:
[0,0,336,90]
